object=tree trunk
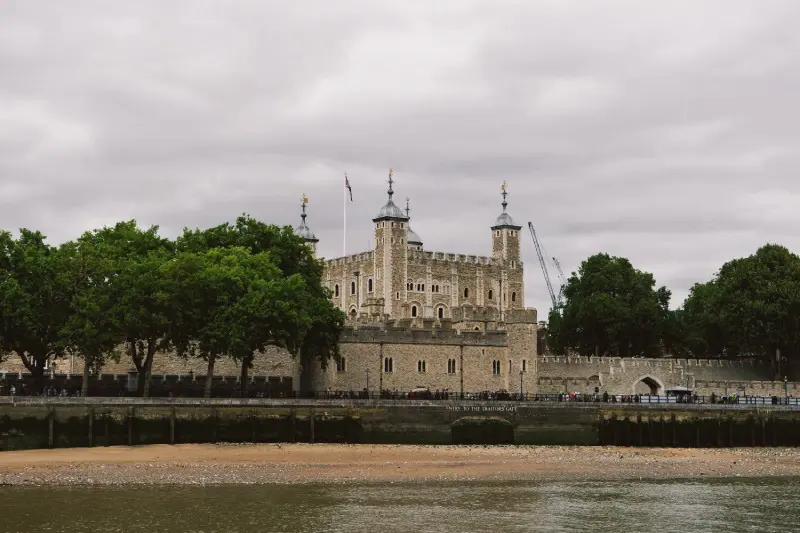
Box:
[240,354,252,398]
[81,355,91,397]
[18,352,46,395]
[141,339,157,398]
[204,354,216,399]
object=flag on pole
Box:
[345,174,353,201]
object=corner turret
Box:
[295,193,318,256]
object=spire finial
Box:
[300,193,308,222]
[501,181,508,212]
[387,168,394,199]
[405,197,411,217]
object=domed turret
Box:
[404,197,423,247]
[295,195,318,252]
[491,181,522,230]
[372,170,409,222]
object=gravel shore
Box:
[1,444,799,486]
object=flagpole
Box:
[343,172,347,257]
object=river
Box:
[0,478,796,532]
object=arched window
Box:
[463,287,469,298]
[407,279,413,290]
[351,281,356,295]
[437,307,444,319]
[488,289,493,300]
[368,278,373,292]
[334,284,339,297]
[411,305,418,318]
[384,357,393,373]
[511,291,517,302]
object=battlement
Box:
[407,250,500,266]
[537,355,767,369]
[339,325,507,346]
[324,251,375,267]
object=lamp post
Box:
[519,370,524,399]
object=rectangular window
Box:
[447,359,457,374]
[336,358,346,372]
[509,360,512,374]
[522,359,527,372]
[384,357,393,373]
[492,360,500,375]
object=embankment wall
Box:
[2,398,800,450]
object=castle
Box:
[297,170,529,326]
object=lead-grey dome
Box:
[295,221,317,242]
[296,199,318,242]
[407,226,423,245]
[376,199,408,220]
[494,212,516,227]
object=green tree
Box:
[178,215,344,393]
[554,253,671,357]
[57,234,128,396]
[97,221,176,397]
[683,244,800,375]
[0,229,71,393]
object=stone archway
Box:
[633,375,664,395]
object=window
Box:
[447,359,457,374]
[368,278,373,292]
[463,287,469,298]
[488,289,493,300]
[437,307,444,319]
[511,292,517,302]
[351,281,356,295]
[336,357,346,372]
[395,292,400,300]
[334,284,339,297]
[411,305,418,318]
[522,359,527,372]
[384,357,393,373]
[492,360,501,375]
[509,360,512,374]
[417,360,426,373]
[400,223,404,228]
[407,280,413,290]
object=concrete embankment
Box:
[1,398,800,450]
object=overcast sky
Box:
[2,1,799,317]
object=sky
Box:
[2,1,800,317]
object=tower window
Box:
[411,305,418,318]
[407,280,413,290]
[512,292,517,302]
[396,292,400,300]
[488,289,493,300]
[417,360,426,373]
[463,287,469,298]
[351,281,356,295]
[336,357,346,372]
[437,307,444,319]
[334,284,339,297]
[509,360,512,374]
[522,359,527,372]
[384,357,393,373]
[492,360,501,375]
[447,359,457,374]
[368,278,373,292]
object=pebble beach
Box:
[1,444,799,485]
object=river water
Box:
[0,479,796,532]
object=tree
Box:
[57,233,126,396]
[98,221,176,397]
[171,247,309,398]
[553,253,671,357]
[682,244,800,375]
[178,215,344,393]
[0,229,71,393]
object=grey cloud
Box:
[2,0,800,317]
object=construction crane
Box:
[552,256,567,304]
[528,222,558,310]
